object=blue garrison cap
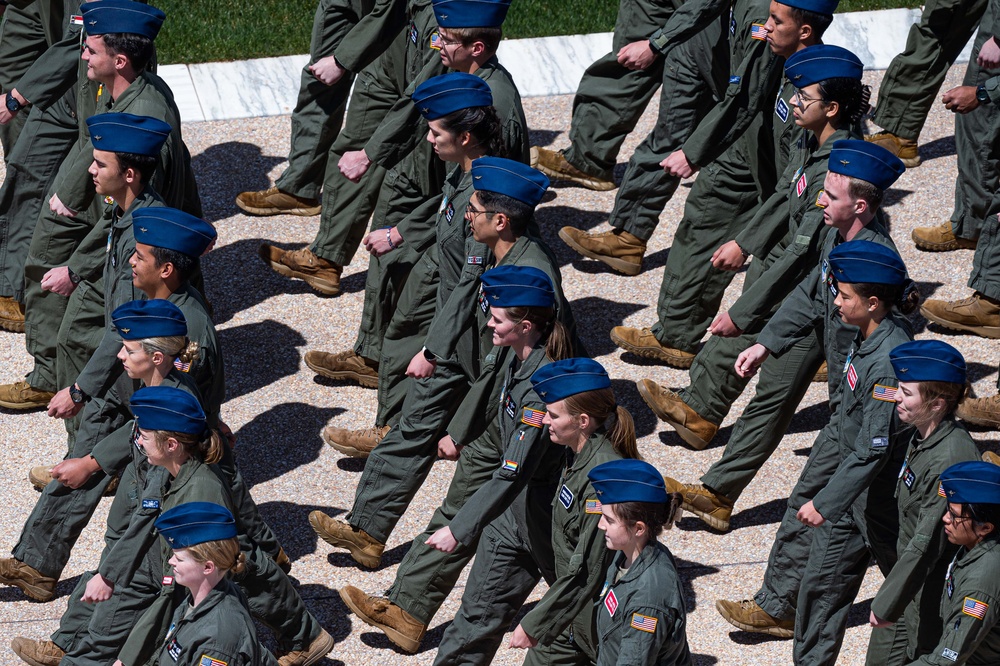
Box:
[131,386,206,435]
[471,157,549,206]
[941,461,1000,505]
[828,240,907,286]
[87,113,171,157]
[81,0,165,39]
[890,340,966,385]
[778,0,838,16]
[412,73,493,120]
[480,265,555,309]
[828,140,905,190]
[112,299,187,340]
[432,0,511,27]
[588,460,668,505]
[155,502,238,549]
[132,208,217,257]
[531,358,611,403]
[784,45,863,86]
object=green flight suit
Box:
[867,419,980,665]
[969,73,1000,303]
[0,2,48,156]
[794,315,912,665]
[906,540,1000,665]
[872,0,987,143]
[435,430,619,665]
[949,0,1000,241]
[595,544,692,666]
[152,579,277,666]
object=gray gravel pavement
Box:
[0,62,996,666]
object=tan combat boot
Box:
[530,146,616,191]
[274,546,292,573]
[958,394,1000,429]
[610,326,696,368]
[921,292,1000,339]
[983,451,1000,466]
[258,244,342,296]
[0,381,55,410]
[812,361,828,383]
[308,511,384,568]
[663,477,735,531]
[236,186,321,216]
[558,227,646,276]
[716,599,794,638]
[911,220,978,252]
[0,558,56,602]
[11,639,65,666]
[304,349,378,388]
[0,296,25,333]
[637,379,718,449]
[865,131,921,167]
[339,585,427,654]
[275,629,335,666]
[322,424,391,458]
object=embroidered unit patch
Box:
[604,589,618,616]
[847,363,858,390]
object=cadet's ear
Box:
[577,412,592,432]
[123,166,141,186]
[469,40,487,58]
[493,211,510,233]
[854,196,869,217]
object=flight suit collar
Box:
[910,417,959,456]
[567,430,615,476]
[114,186,160,229]
[104,72,150,111]
[851,312,908,361]
[609,540,662,586]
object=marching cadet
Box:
[589,459,690,666]
[867,341,980,664]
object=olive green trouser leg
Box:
[237,546,321,651]
[350,358,469,543]
[523,629,594,666]
[950,14,1000,240]
[0,94,77,301]
[754,426,842,620]
[55,278,106,441]
[375,247,440,426]
[274,0,355,200]
[610,18,724,241]
[699,334,825,501]
[650,145,761,354]
[969,172,1000,301]
[865,618,910,666]
[389,427,500,624]
[0,3,47,158]
[433,525,541,666]
[873,0,986,141]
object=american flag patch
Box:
[631,612,658,633]
[816,189,826,207]
[522,407,545,428]
[963,597,988,620]
[429,32,442,49]
[200,656,228,666]
[585,499,602,514]
[501,459,519,472]
[173,358,191,373]
[938,482,947,498]
[873,384,897,402]
[750,24,767,40]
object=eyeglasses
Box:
[792,89,824,111]
[945,505,972,523]
[466,204,497,217]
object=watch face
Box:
[5,95,19,113]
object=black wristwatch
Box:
[5,92,22,114]
[422,347,435,362]
[977,83,992,105]
[69,384,87,404]
[68,267,82,285]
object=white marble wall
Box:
[168,7,978,123]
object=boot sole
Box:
[636,382,711,450]
[235,199,321,217]
[291,630,335,666]
[0,398,51,410]
[338,589,422,654]
[304,356,377,388]
[10,641,63,666]
[558,228,641,276]
[530,147,616,191]
[959,411,1000,429]
[921,309,1000,339]
[911,239,977,252]
[681,502,731,532]
[715,601,793,638]
[610,330,695,368]
[0,317,25,333]
[0,574,55,602]
[308,513,382,568]
[324,438,373,459]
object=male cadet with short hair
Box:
[0,0,201,414]
[235,0,395,216]
[708,142,906,638]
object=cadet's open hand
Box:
[339,150,372,182]
[661,150,697,178]
[735,343,769,378]
[41,266,78,296]
[979,37,1000,69]
[406,350,436,378]
[427,526,459,552]
[617,40,657,70]
[797,500,825,527]
[942,86,979,114]
[712,240,748,271]
[309,54,347,86]
[869,611,893,628]
[49,193,78,217]
[709,312,741,338]
[510,625,538,649]
[81,573,114,602]
[47,387,83,419]
[51,456,101,489]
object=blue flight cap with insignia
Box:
[588,459,668,505]
[81,0,165,38]
[112,299,187,340]
[479,265,555,309]
[154,502,238,549]
[784,44,863,86]
[530,358,611,403]
[777,0,838,16]
[130,386,207,435]
[86,113,171,156]
[432,0,512,27]
[132,208,217,258]
[828,139,905,190]
[412,72,493,120]
[471,157,549,206]
[890,340,966,385]
[940,461,1000,505]
[828,239,907,285]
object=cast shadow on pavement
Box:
[567,295,646,356]
[0,573,82,604]
[726,597,874,646]
[190,142,287,224]
[254,501,344,564]
[659,424,732,452]
[784,400,831,435]
[326,540,412,572]
[611,378,659,440]
[218,319,307,400]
